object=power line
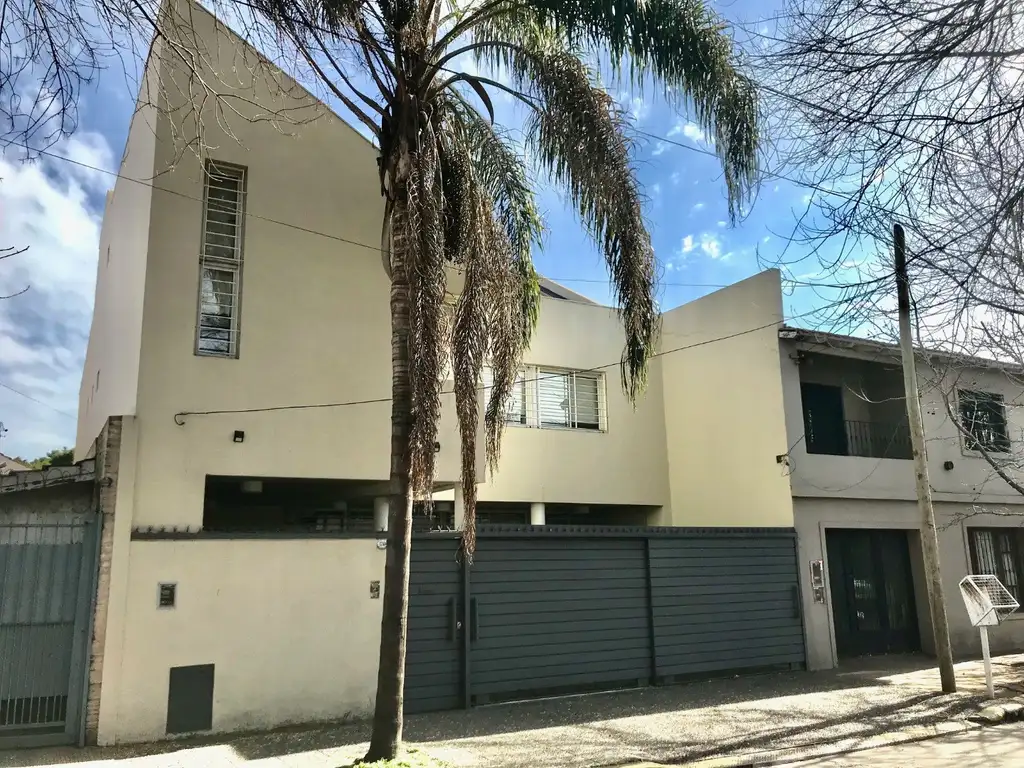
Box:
[8,137,897,299]
[174,304,821,421]
[0,381,77,420]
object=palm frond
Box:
[437,97,540,556]
[473,0,759,219]
[500,43,658,399]
[404,135,450,499]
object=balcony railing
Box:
[806,418,913,459]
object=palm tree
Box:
[249,0,758,759]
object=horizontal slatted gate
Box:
[404,537,462,715]
[469,536,650,704]
[0,514,98,747]
[649,536,805,680]
[405,528,805,715]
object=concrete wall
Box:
[0,481,94,520]
[104,538,385,743]
[659,270,794,527]
[478,296,670,507]
[75,43,161,459]
[794,498,1024,671]
[782,341,1024,506]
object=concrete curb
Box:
[967,697,1024,725]
[619,720,982,768]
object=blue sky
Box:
[0,0,851,460]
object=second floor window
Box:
[197,161,247,357]
[486,366,605,431]
[959,389,1010,453]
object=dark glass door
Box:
[826,529,920,657]
[802,383,848,456]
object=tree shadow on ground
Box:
[0,654,998,768]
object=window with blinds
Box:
[968,528,1023,601]
[196,161,246,357]
[485,365,605,431]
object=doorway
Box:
[826,529,920,658]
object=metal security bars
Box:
[197,161,247,358]
[0,515,98,747]
[492,367,605,431]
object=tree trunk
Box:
[365,184,415,762]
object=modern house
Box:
[2,0,1019,751]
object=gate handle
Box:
[470,597,480,642]
[446,597,457,641]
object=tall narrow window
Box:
[197,161,246,357]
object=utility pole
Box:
[894,223,957,693]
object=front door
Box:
[826,529,920,658]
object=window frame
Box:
[490,365,607,432]
[967,527,1024,602]
[958,389,1011,455]
[195,160,247,359]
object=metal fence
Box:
[0,514,98,747]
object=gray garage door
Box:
[405,527,805,714]
[650,536,805,680]
[470,536,650,704]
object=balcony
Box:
[799,352,911,461]
[805,417,913,460]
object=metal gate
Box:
[826,529,920,658]
[470,536,650,704]
[0,514,99,747]
[406,526,806,713]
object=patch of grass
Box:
[339,750,452,768]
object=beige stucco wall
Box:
[794,498,1024,671]
[124,1,477,530]
[75,42,162,459]
[659,270,794,527]
[478,296,670,507]
[103,538,384,743]
[781,340,1024,506]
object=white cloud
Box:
[0,132,111,459]
[651,141,669,157]
[700,233,722,260]
[763,235,771,243]
[621,93,651,124]
[667,120,711,145]
[717,220,727,227]
[670,171,681,185]
[690,202,705,214]
[680,235,695,253]
[650,183,662,198]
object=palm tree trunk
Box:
[365,182,415,762]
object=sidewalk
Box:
[7,654,1023,768]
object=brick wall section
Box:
[84,416,122,745]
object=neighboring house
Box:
[674,271,1024,671]
[0,452,30,474]
[44,0,1022,752]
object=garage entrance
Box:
[826,529,920,658]
[406,525,806,713]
